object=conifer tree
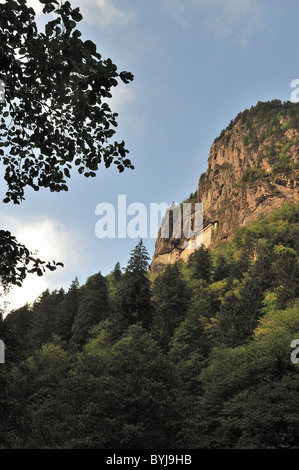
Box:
[151,263,190,351]
[69,272,109,351]
[126,239,151,274]
[3,304,33,363]
[112,262,122,283]
[115,240,152,332]
[189,246,213,283]
[56,278,80,343]
[30,288,65,350]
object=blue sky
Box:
[1,0,299,311]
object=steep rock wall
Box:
[150,102,299,273]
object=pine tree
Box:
[56,278,80,344]
[189,246,213,283]
[69,272,109,351]
[151,263,190,351]
[126,239,150,274]
[112,262,122,282]
[114,240,152,332]
[213,255,230,282]
[29,288,65,350]
[3,304,34,363]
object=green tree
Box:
[3,304,33,363]
[188,246,213,283]
[5,326,182,448]
[112,262,122,283]
[151,263,190,351]
[75,325,182,449]
[213,254,230,282]
[167,299,213,449]
[0,0,134,290]
[227,251,250,281]
[56,277,80,343]
[196,301,299,448]
[0,365,22,449]
[126,239,151,274]
[29,288,65,350]
[272,245,299,308]
[214,272,266,348]
[7,343,71,448]
[69,272,109,351]
[169,298,213,388]
[114,240,152,332]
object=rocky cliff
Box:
[150,100,299,273]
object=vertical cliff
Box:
[150,100,299,273]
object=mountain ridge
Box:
[150,99,299,273]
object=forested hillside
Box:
[1,0,298,453]
[1,202,299,449]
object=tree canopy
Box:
[1,204,299,448]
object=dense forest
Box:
[1,0,298,452]
[1,202,299,449]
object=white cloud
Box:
[104,81,135,111]
[205,0,264,44]
[24,0,135,27]
[0,0,43,11]
[0,213,86,312]
[163,0,190,29]
[164,0,264,43]
[78,0,135,27]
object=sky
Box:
[1,0,299,313]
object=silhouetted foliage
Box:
[0,0,133,291]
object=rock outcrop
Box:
[150,100,299,273]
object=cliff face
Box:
[150,100,299,273]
